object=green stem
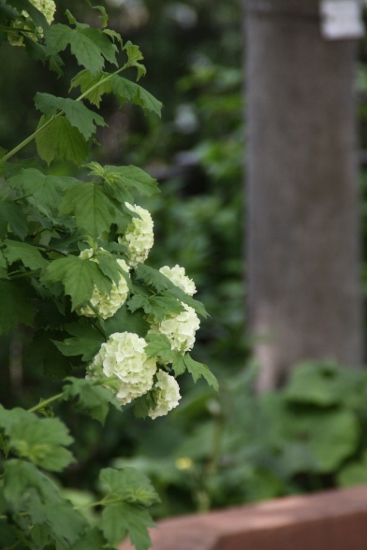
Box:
[1,61,132,164]
[34,243,68,257]
[10,269,41,279]
[28,392,64,413]
[1,112,63,164]
[74,496,125,510]
[76,63,128,103]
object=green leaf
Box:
[59,182,116,238]
[0,405,74,471]
[45,24,109,75]
[184,355,219,390]
[284,361,365,408]
[100,467,160,506]
[4,460,87,547]
[103,165,160,198]
[127,294,184,322]
[0,280,34,335]
[171,352,186,376]
[4,239,48,271]
[133,393,155,419]
[123,40,146,79]
[145,334,173,362]
[78,27,117,65]
[53,322,105,361]
[104,305,150,338]
[70,528,112,550]
[41,255,112,309]
[102,502,155,550]
[164,287,209,318]
[63,377,121,425]
[0,249,8,279]
[135,264,174,293]
[337,451,367,487]
[95,250,129,286]
[8,168,79,209]
[262,395,360,473]
[28,331,72,379]
[0,200,28,239]
[36,115,88,166]
[111,74,162,117]
[35,93,106,140]
[70,70,112,108]
[6,0,48,29]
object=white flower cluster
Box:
[149,303,200,353]
[88,332,182,415]
[87,332,157,405]
[29,0,56,24]
[148,370,181,419]
[149,264,200,353]
[118,203,154,267]
[159,265,196,296]
[77,250,130,320]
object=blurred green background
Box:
[3,0,367,519]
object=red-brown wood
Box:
[120,486,367,550]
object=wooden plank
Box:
[120,486,367,550]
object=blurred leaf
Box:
[100,467,160,506]
[63,377,121,425]
[0,406,74,471]
[102,502,155,550]
[0,280,34,335]
[337,451,367,487]
[4,460,87,546]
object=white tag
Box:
[320,0,364,39]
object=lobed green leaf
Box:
[0,200,28,239]
[60,182,116,238]
[41,255,112,309]
[4,239,48,271]
[104,305,150,338]
[145,333,173,363]
[35,93,106,140]
[36,115,88,166]
[53,321,106,361]
[0,405,75,471]
[184,354,219,390]
[70,70,112,108]
[4,460,87,546]
[102,502,155,550]
[63,377,121,425]
[111,74,162,117]
[100,467,160,506]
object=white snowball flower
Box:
[149,303,200,353]
[159,265,196,296]
[148,370,181,419]
[87,332,157,405]
[79,248,94,261]
[77,251,130,320]
[118,203,154,267]
[29,0,56,24]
